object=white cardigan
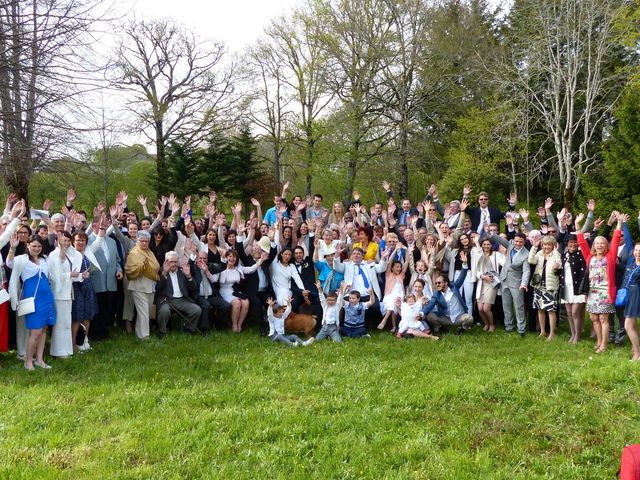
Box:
[47,249,74,301]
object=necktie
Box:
[511,248,517,261]
[357,265,370,289]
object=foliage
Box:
[0,327,638,478]
[581,82,640,218]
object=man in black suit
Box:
[291,241,322,320]
[189,250,230,333]
[155,251,201,336]
[236,236,278,336]
[463,184,517,232]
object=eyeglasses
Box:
[479,198,489,201]
[548,230,557,234]
[17,231,29,235]
[434,281,444,285]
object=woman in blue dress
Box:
[623,242,640,361]
[8,235,56,370]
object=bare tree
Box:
[244,38,292,186]
[313,0,396,204]
[507,0,626,206]
[0,0,107,203]
[265,8,334,195]
[111,19,236,194]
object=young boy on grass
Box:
[266,297,312,347]
[306,280,346,345]
[396,294,439,340]
[340,285,375,339]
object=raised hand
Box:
[428,184,437,198]
[587,199,595,212]
[382,180,391,192]
[10,199,25,219]
[180,263,192,279]
[594,217,604,231]
[353,191,360,201]
[463,184,472,196]
[9,233,19,249]
[137,195,147,206]
[459,250,467,264]
[518,208,529,223]
[544,197,553,210]
[42,199,53,211]
[537,206,546,218]
[508,192,517,204]
[460,198,469,211]
[250,198,260,208]
[66,189,76,204]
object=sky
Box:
[127,0,302,54]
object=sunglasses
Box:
[435,281,444,285]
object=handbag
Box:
[232,282,248,300]
[16,270,42,317]
[615,265,640,308]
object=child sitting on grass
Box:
[306,280,346,344]
[396,294,439,340]
[340,286,374,338]
[266,297,311,347]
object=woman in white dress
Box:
[48,232,76,358]
[270,248,305,306]
[211,249,267,332]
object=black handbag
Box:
[232,282,248,300]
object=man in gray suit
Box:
[89,216,123,340]
[489,232,530,336]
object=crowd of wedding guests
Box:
[2,180,640,370]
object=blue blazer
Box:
[422,266,469,317]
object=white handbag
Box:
[16,272,41,317]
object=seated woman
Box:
[210,249,268,332]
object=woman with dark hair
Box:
[270,247,306,305]
[210,249,267,332]
[69,224,106,353]
[623,242,640,361]
[353,226,378,261]
[0,199,25,355]
[200,228,222,264]
[8,235,56,370]
[560,234,588,344]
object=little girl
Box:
[266,297,310,347]
[396,295,439,340]
[378,244,408,332]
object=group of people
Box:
[2,180,640,370]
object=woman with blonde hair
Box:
[528,235,562,340]
[576,212,623,353]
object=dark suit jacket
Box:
[236,245,277,297]
[422,266,469,317]
[467,205,515,231]
[156,269,197,304]
[189,260,225,302]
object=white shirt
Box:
[169,271,182,298]
[318,290,343,325]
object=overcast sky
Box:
[127,0,301,53]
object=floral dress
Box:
[587,257,615,314]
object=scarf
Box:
[125,246,160,281]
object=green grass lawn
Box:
[0,325,638,479]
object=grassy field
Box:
[0,324,638,479]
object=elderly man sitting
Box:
[155,251,201,337]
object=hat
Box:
[257,236,272,253]
[323,245,336,256]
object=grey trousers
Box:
[427,313,474,329]
[270,333,304,346]
[315,323,342,342]
[157,297,201,333]
[502,285,526,333]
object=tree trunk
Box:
[563,184,574,209]
[398,126,409,199]
[343,148,358,206]
[273,150,281,186]
[305,135,314,196]
[155,120,168,194]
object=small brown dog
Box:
[285,312,317,337]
